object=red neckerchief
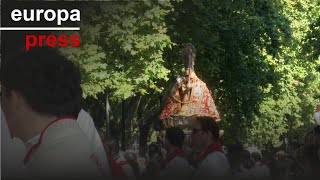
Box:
[192,140,223,167]
[108,154,128,180]
[23,116,76,164]
[161,148,185,169]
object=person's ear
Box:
[206,130,213,140]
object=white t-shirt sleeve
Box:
[1,107,28,179]
[77,109,111,179]
[193,152,230,180]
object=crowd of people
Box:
[100,122,320,180]
[1,47,319,180]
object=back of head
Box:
[304,125,320,146]
[181,43,196,70]
[148,142,162,159]
[315,125,320,135]
[251,152,262,162]
[303,144,320,166]
[124,151,141,178]
[195,116,220,140]
[124,151,138,162]
[103,137,120,154]
[0,47,82,118]
[242,150,255,169]
[165,127,185,148]
[226,144,244,170]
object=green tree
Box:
[165,0,320,147]
[60,0,173,149]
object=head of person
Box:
[227,144,244,170]
[0,47,82,140]
[251,152,262,163]
[148,142,162,161]
[103,137,120,158]
[181,43,196,74]
[304,125,320,146]
[124,151,140,178]
[303,144,320,168]
[164,127,185,151]
[191,116,220,151]
[241,150,254,169]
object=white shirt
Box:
[1,108,111,179]
[77,109,111,179]
[160,156,194,180]
[1,107,28,179]
[192,151,230,180]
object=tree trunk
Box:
[105,88,111,138]
[137,101,148,157]
[138,124,150,157]
[121,100,128,151]
[125,95,142,149]
[138,110,162,156]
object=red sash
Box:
[108,155,128,180]
[161,148,185,169]
[192,140,223,167]
[23,116,76,164]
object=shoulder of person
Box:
[77,109,94,123]
[200,151,229,171]
[205,151,228,161]
[169,156,190,166]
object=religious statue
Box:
[160,43,220,128]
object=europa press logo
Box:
[1,8,81,51]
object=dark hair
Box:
[251,152,262,161]
[195,116,220,140]
[0,47,82,118]
[181,43,196,70]
[148,142,162,158]
[314,125,320,134]
[303,144,320,166]
[104,137,120,151]
[166,127,185,148]
[242,150,255,169]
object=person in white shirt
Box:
[1,106,27,179]
[77,109,111,179]
[1,107,111,179]
[190,116,230,180]
[160,127,193,180]
[0,48,103,179]
[104,137,136,180]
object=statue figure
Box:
[160,43,220,128]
